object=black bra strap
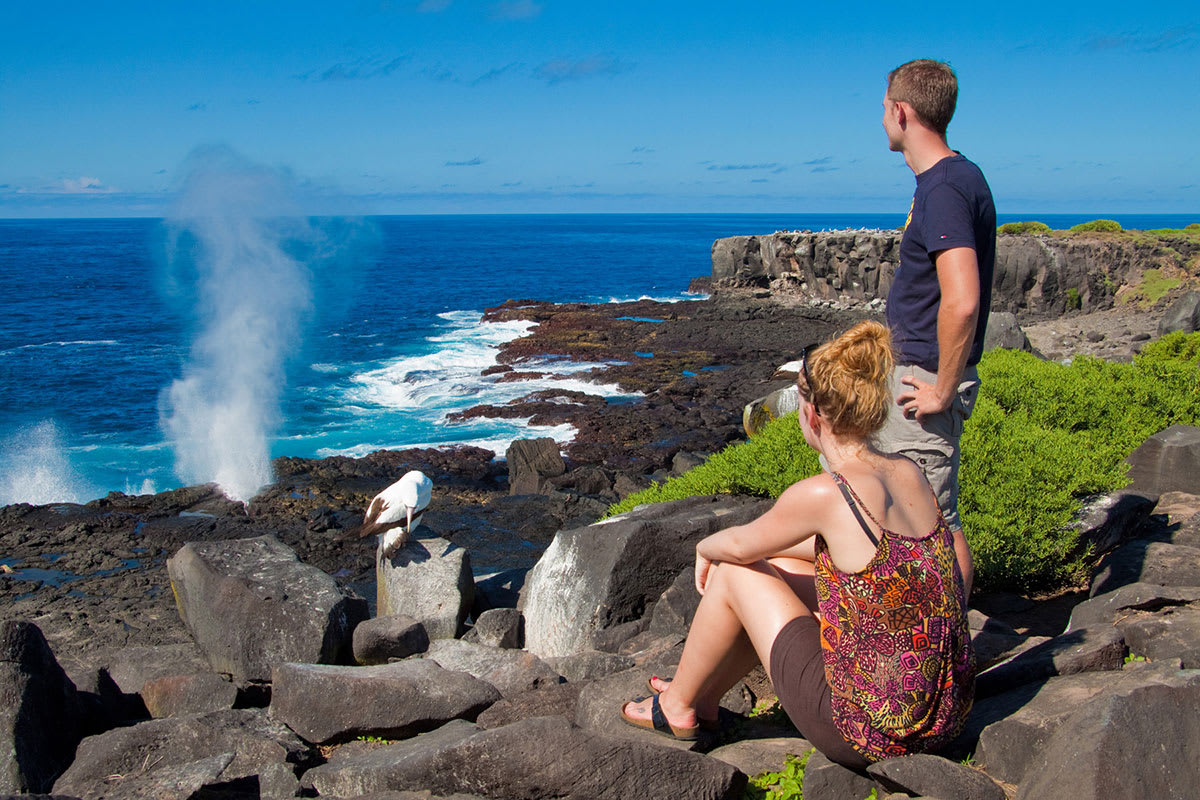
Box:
[833,476,881,547]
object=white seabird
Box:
[356,470,433,558]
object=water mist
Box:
[159,147,316,502]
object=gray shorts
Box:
[871,363,980,530]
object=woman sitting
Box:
[620,320,974,767]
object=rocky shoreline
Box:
[4,229,1200,798]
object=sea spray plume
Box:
[0,420,94,505]
[159,146,315,502]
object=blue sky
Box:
[1,1,1197,216]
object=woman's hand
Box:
[695,550,714,595]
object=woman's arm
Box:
[696,477,829,566]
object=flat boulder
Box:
[0,621,81,793]
[424,639,562,697]
[1069,582,1200,631]
[307,715,745,800]
[867,753,1005,800]
[545,650,635,682]
[269,659,500,744]
[707,738,813,781]
[377,535,474,640]
[475,682,583,729]
[975,625,1126,698]
[53,708,312,800]
[167,535,368,685]
[1090,540,1200,597]
[521,495,768,658]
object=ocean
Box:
[1,212,1195,505]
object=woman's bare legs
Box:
[622,558,813,729]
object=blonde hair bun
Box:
[805,320,894,436]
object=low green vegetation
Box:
[1122,268,1182,307]
[1065,287,1082,310]
[998,220,1051,234]
[1069,219,1123,233]
[609,332,1200,593]
[745,750,810,800]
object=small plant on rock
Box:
[745,750,811,800]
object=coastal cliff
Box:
[711,229,1200,318]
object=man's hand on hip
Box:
[897,374,952,421]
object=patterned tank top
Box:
[814,472,974,762]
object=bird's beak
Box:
[406,506,414,534]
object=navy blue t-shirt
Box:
[886,154,996,372]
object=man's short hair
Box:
[887,59,958,137]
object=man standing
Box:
[878,59,995,596]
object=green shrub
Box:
[998,220,1051,234]
[1065,287,1082,310]
[1070,219,1122,233]
[606,414,820,516]
[610,334,1200,594]
[1187,223,1200,230]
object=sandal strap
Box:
[650,694,670,732]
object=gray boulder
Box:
[648,567,702,639]
[167,535,368,685]
[377,535,474,640]
[140,672,238,718]
[1090,540,1200,597]
[707,738,812,781]
[1117,604,1200,667]
[461,607,522,649]
[867,753,1005,800]
[473,568,527,614]
[307,715,745,800]
[506,438,565,495]
[1018,667,1200,799]
[545,650,635,682]
[1157,290,1200,336]
[475,682,583,730]
[424,639,562,697]
[0,621,81,793]
[53,708,312,800]
[269,659,500,744]
[1126,425,1200,496]
[353,615,430,665]
[802,751,876,800]
[1069,489,1158,554]
[521,495,768,658]
[975,662,1177,785]
[1069,582,1200,631]
[983,310,1032,352]
[86,643,210,695]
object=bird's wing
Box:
[364,494,387,525]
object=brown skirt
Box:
[769,615,870,770]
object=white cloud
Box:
[36,177,120,195]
